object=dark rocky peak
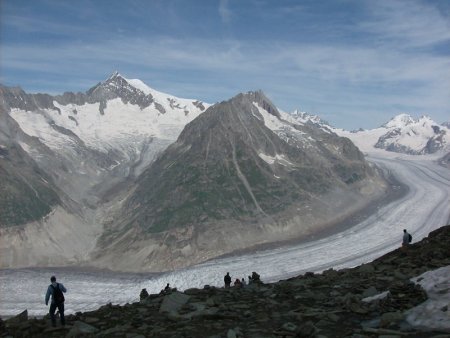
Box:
[240,90,280,118]
[0,85,56,112]
[55,91,89,106]
[176,90,286,157]
[85,71,154,110]
[119,89,373,233]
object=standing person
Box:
[45,276,67,327]
[164,283,171,293]
[402,229,412,248]
[224,272,231,288]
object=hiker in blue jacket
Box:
[45,276,67,327]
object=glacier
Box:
[0,152,449,320]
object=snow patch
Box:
[258,153,293,166]
[253,102,286,131]
[362,291,390,303]
[406,265,450,331]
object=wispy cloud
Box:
[1,0,449,129]
[2,14,88,36]
[360,0,450,48]
[3,35,448,102]
[219,0,232,23]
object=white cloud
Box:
[1,0,449,129]
[360,0,450,48]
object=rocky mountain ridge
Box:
[0,74,390,272]
[0,73,208,268]
[337,114,450,155]
[2,224,449,337]
[88,90,387,272]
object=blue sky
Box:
[1,0,449,129]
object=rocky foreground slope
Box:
[2,225,450,338]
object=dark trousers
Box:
[49,302,65,326]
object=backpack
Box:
[408,233,412,243]
[51,283,65,304]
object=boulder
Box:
[159,291,191,314]
[66,321,99,337]
[380,312,405,328]
[6,309,28,325]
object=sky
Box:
[0,0,449,130]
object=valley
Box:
[0,77,394,272]
[1,151,449,317]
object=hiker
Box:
[251,271,260,282]
[45,276,67,327]
[164,283,171,293]
[402,229,412,248]
[224,272,232,288]
[140,288,149,301]
[241,278,246,287]
[234,278,242,287]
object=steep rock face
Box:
[0,110,60,227]
[0,73,208,206]
[91,91,387,271]
[122,91,374,232]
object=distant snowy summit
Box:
[339,114,450,155]
[289,109,330,127]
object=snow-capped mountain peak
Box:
[107,70,122,80]
[382,113,415,128]
[290,109,329,126]
[338,113,450,155]
[2,73,210,202]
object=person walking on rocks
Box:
[45,276,67,327]
[224,272,231,288]
[402,229,412,248]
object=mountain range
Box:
[337,114,450,156]
[0,72,445,271]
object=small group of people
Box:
[224,271,261,288]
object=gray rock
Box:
[362,286,378,298]
[227,328,237,338]
[298,321,317,337]
[394,271,408,280]
[6,309,28,324]
[159,291,191,314]
[83,316,100,324]
[326,313,340,322]
[281,322,298,332]
[380,312,404,328]
[359,264,375,273]
[66,321,99,337]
